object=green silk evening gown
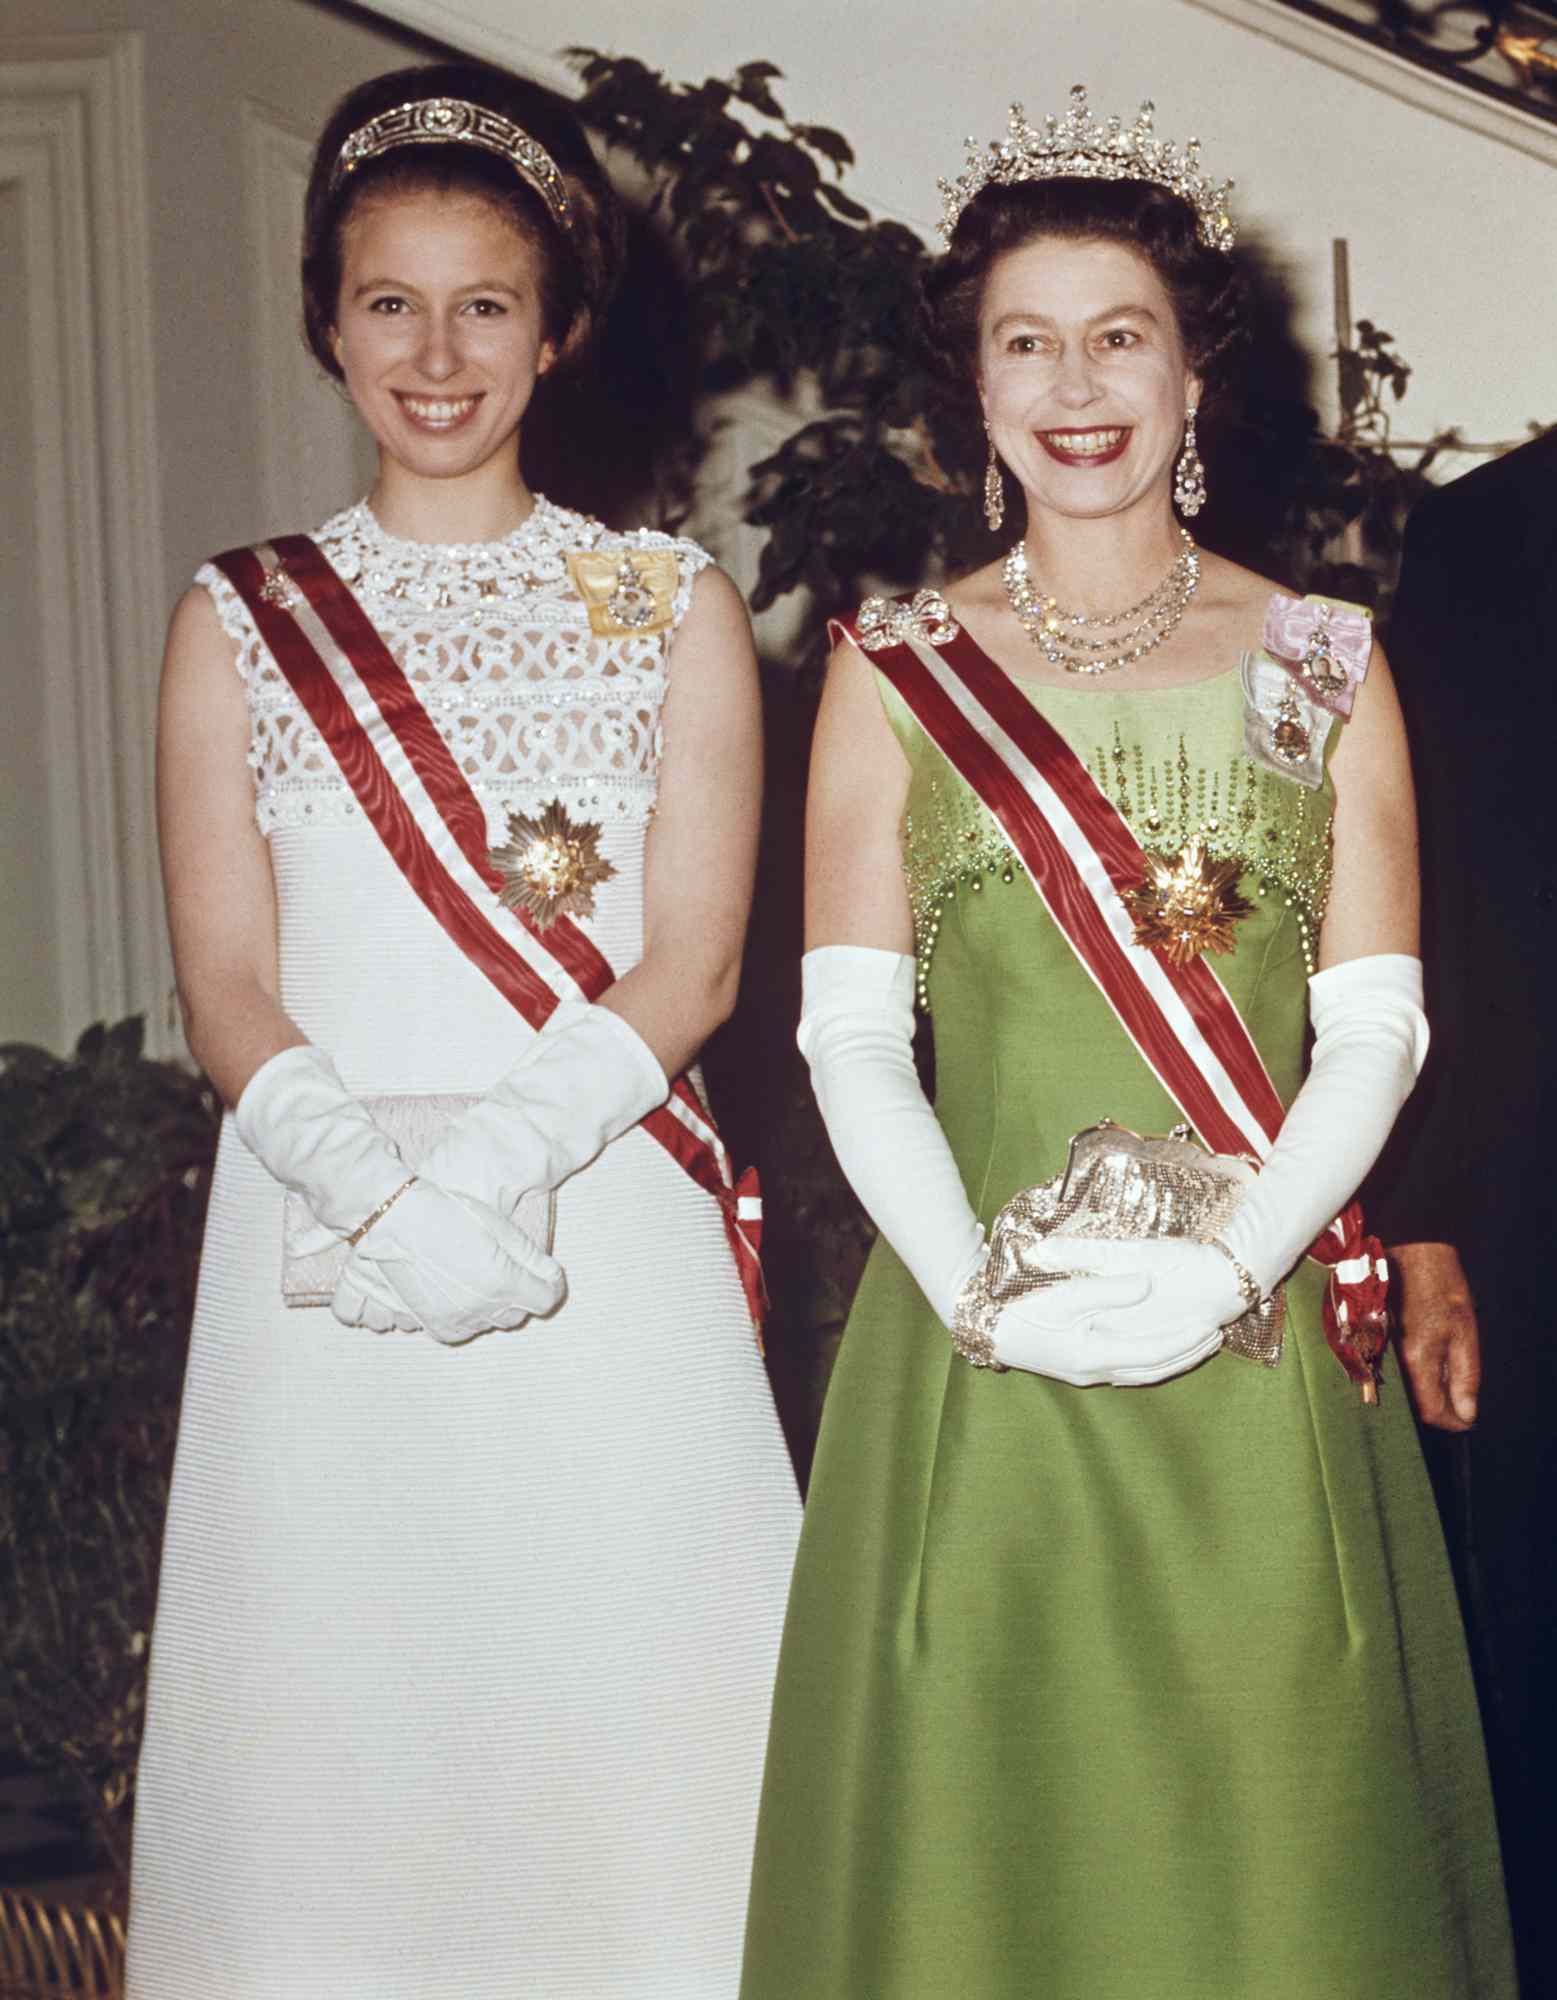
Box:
[740,653,1515,2000]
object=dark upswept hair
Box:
[301,61,625,380]
[921,177,1247,403]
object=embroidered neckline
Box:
[341,494,584,565]
[318,496,604,609]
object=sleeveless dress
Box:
[739,636,1515,1999]
[126,499,801,2000]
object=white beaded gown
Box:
[125,499,802,2000]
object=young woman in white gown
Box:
[126,60,800,2000]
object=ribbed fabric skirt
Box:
[126,824,801,1999]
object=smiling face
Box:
[331,187,557,486]
[977,234,1199,525]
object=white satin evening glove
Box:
[1037,1239,1244,1384]
[1078,952,1430,1355]
[986,1254,1226,1386]
[236,1045,564,1343]
[799,946,1207,1385]
[406,997,669,1220]
[329,1180,564,1342]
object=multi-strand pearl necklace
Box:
[1002,528,1200,675]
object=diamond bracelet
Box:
[948,1248,1008,1371]
[346,1174,419,1248]
[1209,1238,1265,1317]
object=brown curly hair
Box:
[922,177,1247,405]
[301,62,625,380]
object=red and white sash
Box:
[216,534,765,1333]
[841,609,1389,1394]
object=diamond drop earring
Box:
[1174,406,1207,519]
[983,420,1005,533]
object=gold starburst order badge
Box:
[1121,841,1255,966]
[491,798,616,930]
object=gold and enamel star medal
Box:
[491,798,616,930]
[1121,841,1255,966]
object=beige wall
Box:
[0,0,430,1054]
[0,176,52,1045]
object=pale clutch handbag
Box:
[281,1093,556,1308]
[955,1119,1285,1367]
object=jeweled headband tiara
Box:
[938,85,1235,252]
[329,97,573,234]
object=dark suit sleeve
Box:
[1363,492,1478,1247]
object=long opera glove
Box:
[1084,953,1428,1352]
[799,946,1218,1386]
[403,997,669,1218]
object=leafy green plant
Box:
[1245,320,1451,612]
[569,50,990,665]
[0,1019,219,1884]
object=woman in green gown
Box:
[740,93,1515,2000]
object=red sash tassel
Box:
[1307,1203,1391,1403]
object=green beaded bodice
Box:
[890,662,1334,1011]
[872,654,1337,1205]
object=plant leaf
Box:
[791,123,855,169]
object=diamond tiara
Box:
[938,85,1235,252]
[330,97,572,235]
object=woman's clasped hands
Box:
[982,1237,1245,1386]
[333,1179,561,1343]
[797,944,1242,1391]
[339,996,668,1341]
[235,1042,564,1345]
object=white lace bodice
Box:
[196,497,712,840]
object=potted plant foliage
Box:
[0,1019,219,1891]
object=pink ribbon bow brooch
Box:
[1261,594,1372,718]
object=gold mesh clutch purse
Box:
[954,1119,1284,1369]
[281,1093,556,1307]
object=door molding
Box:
[0,33,169,1050]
